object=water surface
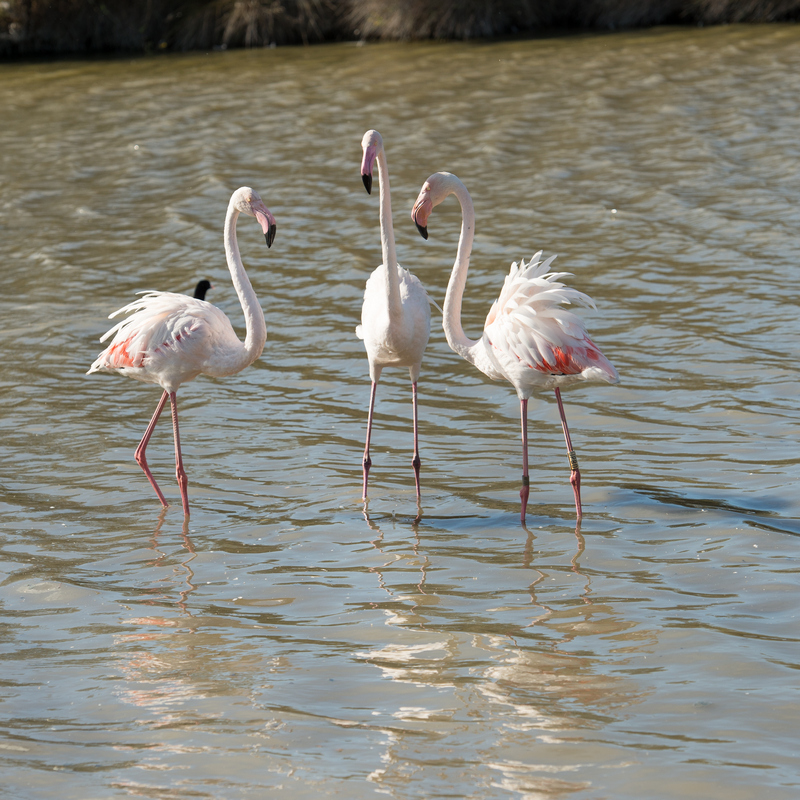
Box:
[1,25,799,799]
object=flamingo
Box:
[357,130,432,500]
[87,187,276,516]
[411,172,619,522]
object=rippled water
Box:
[1,24,799,799]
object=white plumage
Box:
[88,187,276,516]
[358,130,431,501]
[480,252,619,394]
[356,264,431,372]
[412,171,619,523]
[89,291,236,391]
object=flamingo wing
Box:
[88,291,227,376]
[356,263,433,342]
[483,253,618,380]
[399,265,442,315]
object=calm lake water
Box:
[1,24,799,799]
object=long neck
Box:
[376,148,402,319]
[223,204,267,370]
[443,177,481,358]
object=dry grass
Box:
[1,0,799,55]
[348,0,800,39]
[175,0,339,50]
[0,0,340,55]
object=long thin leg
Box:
[362,381,377,500]
[169,391,190,517]
[555,387,582,520]
[134,390,169,507]
[520,397,530,524]
[411,381,421,499]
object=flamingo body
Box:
[412,172,618,522]
[474,253,619,397]
[356,263,430,381]
[88,186,276,516]
[88,291,247,392]
[358,130,432,500]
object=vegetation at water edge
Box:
[1,0,799,56]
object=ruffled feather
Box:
[88,291,227,375]
[483,253,618,381]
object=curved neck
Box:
[443,177,480,357]
[376,148,402,318]
[223,204,267,369]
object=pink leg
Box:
[555,387,582,520]
[134,391,169,508]
[520,398,530,524]
[168,391,190,517]
[362,381,377,500]
[411,381,421,499]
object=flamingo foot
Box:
[362,456,372,500]
[412,453,421,499]
[520,475,530,524]
[570,468,582,520]
[176,466,190,517]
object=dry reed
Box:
[1,0,798,56]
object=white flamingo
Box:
[411,172,619,522]
[88,187,276,516]
[357,130,431,500]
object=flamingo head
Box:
[360,129,384,195]
[412,172,459,241]
[232,187,277,248]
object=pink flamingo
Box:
[357,130,432,500]
[411,172,619,522]
[88,187,276,516]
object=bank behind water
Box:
[2,0,800,57]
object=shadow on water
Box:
[625,482,800,535]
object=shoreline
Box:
[1,0,799,59]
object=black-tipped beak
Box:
[362,173,372,195]
[415,221,428,240]
[265,223,277,248]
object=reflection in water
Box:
[570,525,591,605]
[485,765,592,799]
[481,642,644,731]
[522,524,554,630]
[358,640,457,688]
[522,522,590,633]
[476,629,646,797]
[364,507,431,623]
[358,517,646,797]
[113,513,206,729]
[144,510,198,618]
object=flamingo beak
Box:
[411,195,432,240]
[361,145,376,195]
[255,208,277,248]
